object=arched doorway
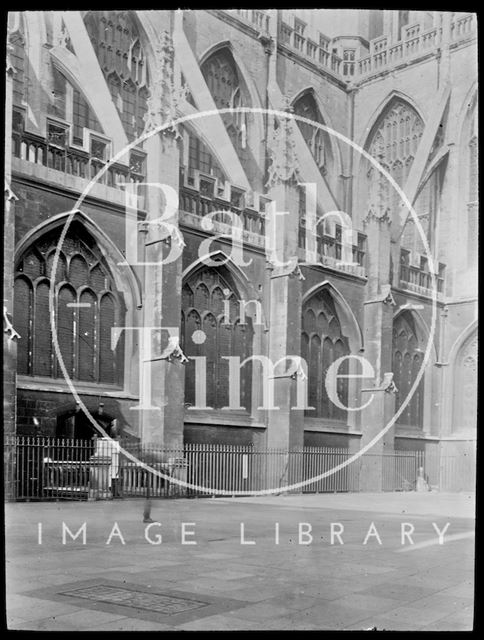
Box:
[56,409,115,440]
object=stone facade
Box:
[3,10,477,493]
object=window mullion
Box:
[31,282,38,376]
[50,288,55,378]
[113,299,119,386]
[73,293,78,380]
[316,337,323,417]
[94,294,100,383]
[28,281,35,375]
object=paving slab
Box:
[5,493,475,631]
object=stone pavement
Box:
[5,492,475,631]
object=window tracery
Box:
[14,224,124,385]
[84,11,150,142]
[201,49,249,159]
[392,312,424,428]
[181,267,253,411]
[293,93,333,176]
[366,99,424,217]
[301,289,349,420]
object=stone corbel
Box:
[4,307,20,342]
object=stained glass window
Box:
[293,93,333,176]
[14,223,124,385]
[301,289,349,420]
[392,312,424,428]
[366,98,424,217]
[84,11,150,142]
[201,49,248,160]
[182,267,253,411]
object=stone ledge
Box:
[17,376,138,400]
[184,410,264,429]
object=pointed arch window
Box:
[392,312,424,428]
[14,223,125,385]
[185,130,226,183]
[366,98,424,216]
[301,289,349,420]
[181,266,253,411]
[293,93,334,178]
[49,66,103,145]
[403,165,442,257]
[84,11,150,142]
[72,88,103,145]
[201,49,249,159]
[453,332,477,432]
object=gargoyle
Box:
[3,306,20,341]
[163,336,189,364]
[362,372,398,394]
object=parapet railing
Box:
[270,13,476,83]
[399,262,445,296]
[229,9,270,33]
[278,20,343,78]
[11,127,146,194]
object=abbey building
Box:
[4,10,477,494]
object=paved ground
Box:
[5,492,475,631]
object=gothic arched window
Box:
[453,332,477,433]
[201,49,249,160]
[301,289,349,420]
[185,130,226,183]
[49,66,103,145]
[14,223,125,385]
[84,11,150,142]
[366,98,424,217]
[293,93,333,177]
[392,312,424,428]
[181,267,253,411]
[403,166,442,257]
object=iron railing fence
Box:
[4,436,476,501]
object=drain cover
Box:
[61,584,208,615]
